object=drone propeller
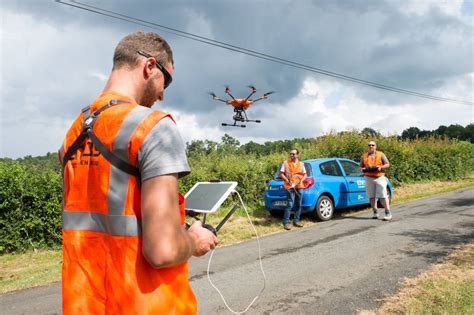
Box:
[263,91,275,97]
[224,86,235,100]
[208,92,226,102]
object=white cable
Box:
[206,190,266,314]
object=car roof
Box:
[302,158,356,164]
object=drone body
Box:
[209,86,274,127]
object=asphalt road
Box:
[1,187,473,315]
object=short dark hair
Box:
[113,31,173,70]
[290,148,299,154]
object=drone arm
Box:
[225,88,236,100]
[252,96,266,102]
[244,91,256,101]
[252,91,274,102]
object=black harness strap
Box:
[87,129,140,176]
[62,100,140,177]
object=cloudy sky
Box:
[1,0,473,158]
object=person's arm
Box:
[280,164,290,184]
[141,174,217,268]
[359,156,365,172]
[379,153,390,171]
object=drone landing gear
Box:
[221,109,261,128]
[222,123,246,128]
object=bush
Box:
[0,161,62,253]
[1,134,472,253]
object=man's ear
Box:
[143,59,155,79]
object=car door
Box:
[338,159,368,205]
[317,160,348,208]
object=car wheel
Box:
[313,195,334,221]
[376,187,391,208]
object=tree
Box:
[217,134,240,153]
[435,125,448,137]
[462,123,474,142]
[401,127,421,140]
[361,127,381,138]
[186,140,206,156]
[240,141,264,155]
[445,124,465,140]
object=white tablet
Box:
[184,182,238,213]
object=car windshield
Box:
[274,162,312,179]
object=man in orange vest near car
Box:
[359,140,392,221]
[59,31,218,314]
[280,148,307,230]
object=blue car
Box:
[264,158,393,221]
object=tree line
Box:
[400,123,473,142]
[1,127,473,254]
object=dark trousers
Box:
[283,188,303,225]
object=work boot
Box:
[283,224,291,230]
[372,210,379,219]
[383,210,392,221]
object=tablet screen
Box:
[184,182,237,213]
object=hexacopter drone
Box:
[209,86,274,127]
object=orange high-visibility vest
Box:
[59,91,197,315]
[282,160,306,189]
[362,151,385,177]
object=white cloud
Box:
[395,0,464,16]
[0,1,472,158]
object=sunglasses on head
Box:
[137,50,173,89]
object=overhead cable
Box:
[55,0,474,106]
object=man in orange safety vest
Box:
[359,140,392,221]
[59,31,218,314]
[280,148,307,230]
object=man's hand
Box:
[290,183,295,188]
[187,221,218,257]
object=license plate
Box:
[274,200,288,206]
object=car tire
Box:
[313,195,334,221]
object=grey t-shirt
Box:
[138,116,191,181]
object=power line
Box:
[56,0,473,106]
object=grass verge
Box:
[359,242,474,315]
[0,249,62,294]
[1,175,473,294]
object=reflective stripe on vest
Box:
[62,104,158,236]
[62,211,141,236]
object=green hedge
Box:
[1,134,472,253]
[0,161,62,253]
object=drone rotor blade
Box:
[225,86,235,100]
[244,86,257,101]
[208,92,226,102]
[264,91,275,97]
